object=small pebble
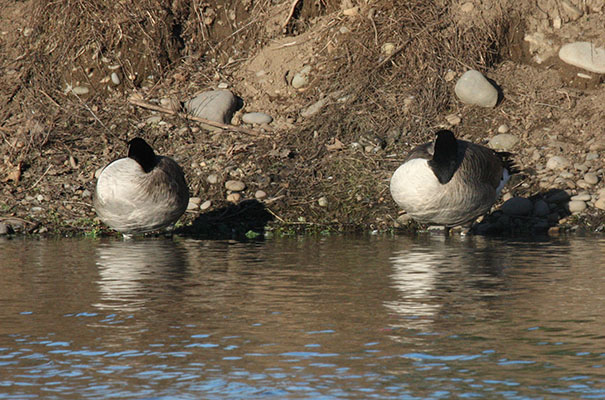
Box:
[395,214,413,227]
[445,114,461,126]
[301,98,327,118]
[571,193,591,201]
[381,42,396,56]
[488,134,518,151]
[586,152,599,161]
[146,115,162,124]
[595,197,605,210]
[111,72,120,85]
[546,155,570,170]
[584,172,599,185]
[255,190,267,200]
[227,193,241,203]
[187,200,200,211]
[318,196,328,207]
[207,174,219,184]
[460,2,474,12]
[242,112,273,125]
[200,200,212,210]
[568,200,587,213]
[71,86,89,95]
[497,124,509,134]
[225,180,246,192]
[292,65,311,89]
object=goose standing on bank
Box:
[390,129,517,228]
[94,138,189,237]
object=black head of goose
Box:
[93,138,189,237]
[390,129,517,227]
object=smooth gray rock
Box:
[454,70,498,107]
[185,90,238,127]
[568,200,587,213]
[292,65,311,89]
[225,180,246,192]
[546,155,570,170]
[242,112,273,125]
[488,134,518,151]
[501,197,533,216]
[559,42,605,74]
[584,172,599,185]
[206,174,219,184]
[571,193,591,201]
[301,98,328,118]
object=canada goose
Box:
[390,129,517,227]
[93,138,189,237]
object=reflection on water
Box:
[96,240,188,311]
[0,235,604,399]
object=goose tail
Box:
[496,151,520,175]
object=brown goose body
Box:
[93,139,189,235]
[390,130,516,227]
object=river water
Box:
[1,234,605,399]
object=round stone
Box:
[200,200,212,210]
[559,42,605,74]
[187,199,200,211]
[242,112,273,125]
[318,196,328,207]
[497,124,509,134]
[111,72,120,85]
[225,180,246,192]
[571,193,591,201]
[454,69,498,108]
[584,172,599,185]
[207,174,219,184]
[291,65,311,89]
[227,193,241,203]
[488,134,518,151]
[546,156,570,170]
[568,200,587,213]
[185,90,238,127]
[254,190,267,200]
[71,86,89,95]
[445,114,461,125]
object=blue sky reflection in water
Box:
[0,235,605,399]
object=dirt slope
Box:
[0,0,604,237]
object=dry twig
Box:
[127,97,271,138]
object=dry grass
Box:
[1,0,524,234]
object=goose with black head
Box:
[390,130,517,228]
[93,138,189,237]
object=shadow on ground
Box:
[178,199,274,240]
